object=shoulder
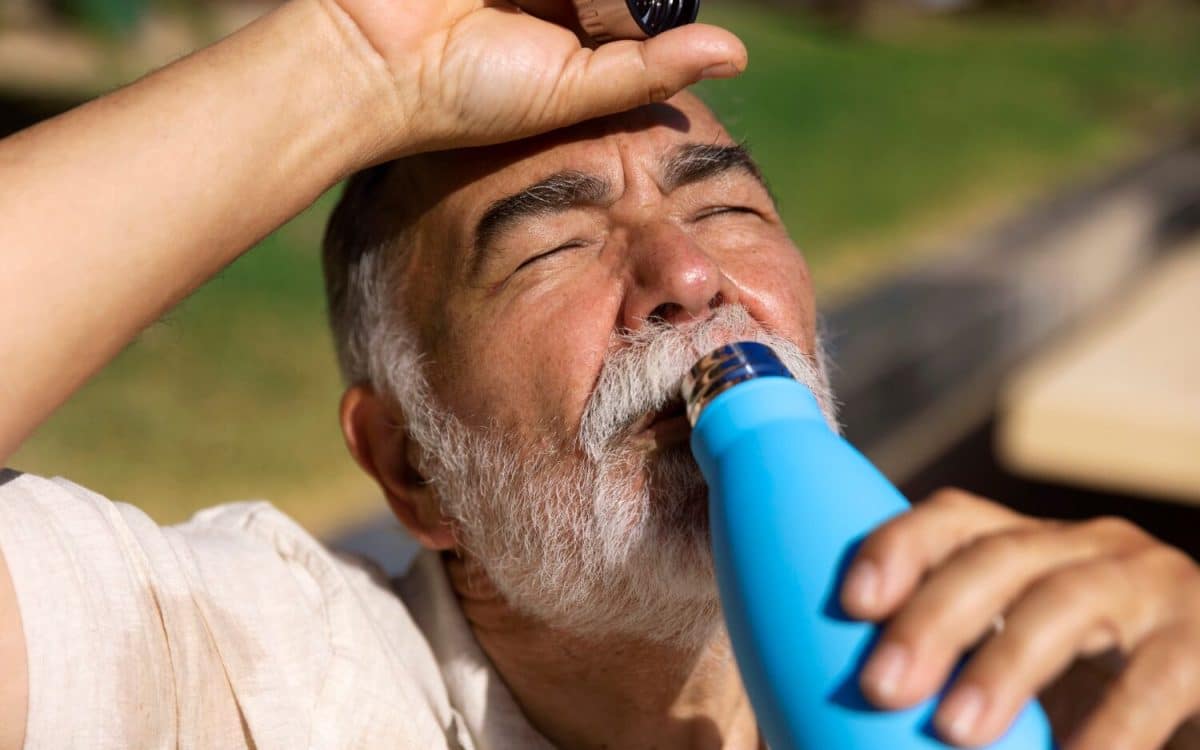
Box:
[0,470,458,749]
[177,499,462,747]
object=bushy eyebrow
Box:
[660,143,769,194]
[471,170,613,276]
[468,143,769,280]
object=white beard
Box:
[400,305,838,648]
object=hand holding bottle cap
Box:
[515,0,701,43]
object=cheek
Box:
[725,244,817,351]
[435,278,624,442]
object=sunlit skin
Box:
[343,93,810,749]
[341,92,1200,750]
[3,0,1200,746]
[407,93,815,445]
[0,4,747,748]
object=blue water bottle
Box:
[683,342,1055,749]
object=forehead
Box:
[400,92,735,232]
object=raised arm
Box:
[0,0,746,465]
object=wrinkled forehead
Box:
[395,92,734,237]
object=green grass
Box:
[10,2,1200,531]
[696,1,1200,282]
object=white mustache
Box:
[579,305,833,460]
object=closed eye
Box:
[514,240,589,272]
[695,206,761,221]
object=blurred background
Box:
[3,0,1199,551]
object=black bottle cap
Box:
[573,0,701,43]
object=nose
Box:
[619,223,740,331]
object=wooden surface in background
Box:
[999,239,1200,503]
[827,141,1200,488]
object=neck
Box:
[444,553,761,750]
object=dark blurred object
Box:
[903,418,1200,561]
[0,94,75,137]
[826,136,1200,488]
[48,0,149,37]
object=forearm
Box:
[0,0,389,463]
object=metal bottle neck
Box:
[682,342,794,427]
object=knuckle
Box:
[647,78,671,105]
[1119,544,1200,625]
[926,486,976,510]
[1028,561,1114,622]
[633,52,674,105]
[631,46,663,105]
[1041,560,1109,596]
[966,526,1042,566]
[1078,515,1145,545]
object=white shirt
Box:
[0,469,555,749]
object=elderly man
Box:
[1,2,1198,749]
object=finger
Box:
[552,23,748,122]
[859,520,1144,710]
[932,554,1159,746]
[1067,622,1200,750]
[841,489,1034,622]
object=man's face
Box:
[400,92,818,444]
[390,93,826,643]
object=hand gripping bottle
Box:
[682,342,1055,750]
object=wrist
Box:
[258,0,410,179]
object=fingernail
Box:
[843,560,880,612]
[862,642,908,700]
[938,685,986,743]
[701,62,740,79]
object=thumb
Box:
[555,24,747,122]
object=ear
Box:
[339,385,456,551]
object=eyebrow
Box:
[472,171,613,275]
[468,143,769,278]
[660,142,768,194]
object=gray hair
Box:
[322,163,422,403]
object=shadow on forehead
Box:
[324,92,731,311]
[373,93,720,226]
[322,92,747,382]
